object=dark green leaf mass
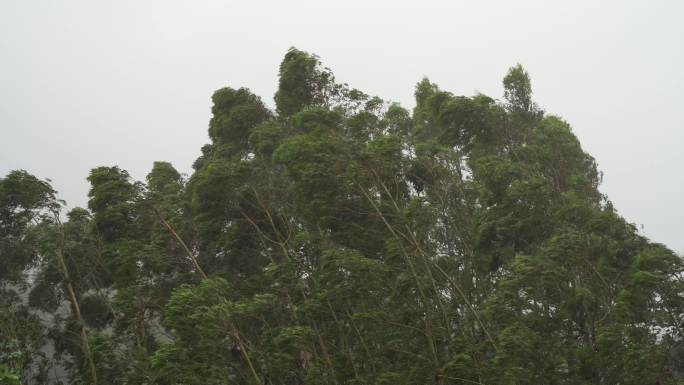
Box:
[2,49,682,385]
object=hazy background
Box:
[1,0,682,252]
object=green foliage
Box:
[0,364,20,385]
[2,48,682,385]
[503,63,541,118]
[87,166,140,242]
[275,48,335,117]
[209,87,270,158]
[0,170,59,281]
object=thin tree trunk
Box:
[153,207,207,279]
[54,219,98,385]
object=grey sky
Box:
[1,0,682,252]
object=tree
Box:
[2,48,681,385]
[275,48,335,118]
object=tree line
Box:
[1,48,682,385]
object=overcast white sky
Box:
[1,0,682,252]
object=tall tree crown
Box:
[2,48,682,385]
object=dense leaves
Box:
[1,48,682,385]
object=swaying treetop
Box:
[1,48,682,385]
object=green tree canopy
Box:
[1,49,682,385]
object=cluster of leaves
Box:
[1,48,682,385]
